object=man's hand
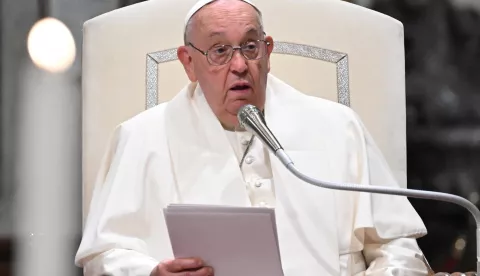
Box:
[150,258,214,276]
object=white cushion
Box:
[82,0,407,222]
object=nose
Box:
[229,49,248,74]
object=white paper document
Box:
[164,204,284,276]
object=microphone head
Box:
[237,104,265,128]
[237,104,283,153]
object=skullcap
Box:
[184,0,258,30]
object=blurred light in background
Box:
[27,17,75,73]
[14,15,81,275]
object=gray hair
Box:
[183,0,264,45]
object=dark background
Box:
[0,0,479,274]
[371,0,480,271]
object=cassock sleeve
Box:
[339,238,432,275]
[75,122,174,275]
[363,237,432,275]
[343,110,433,275]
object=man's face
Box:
[178,0,274,129]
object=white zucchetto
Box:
[184,0,258,30]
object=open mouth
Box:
[230,84,251,91]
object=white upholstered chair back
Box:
[82,0,407,222]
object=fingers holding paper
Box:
[150,258,214,276]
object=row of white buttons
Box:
[247,179,275,208]
[238,133,275,208]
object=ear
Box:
[265,36,274,73]
[177,46,197,82]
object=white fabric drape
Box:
[76,74,430,275]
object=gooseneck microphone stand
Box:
[238,104,480,274]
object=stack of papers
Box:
[164,204,284,276]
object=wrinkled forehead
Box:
[190,1,263,44]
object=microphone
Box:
[238,104,480,274]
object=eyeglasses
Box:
[188,40,271,66]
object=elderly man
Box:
[76,0,432,275]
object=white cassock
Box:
[75,74,431,275]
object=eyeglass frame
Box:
[187,39,272,66]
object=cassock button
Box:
[254,181,262,188]
[241,138,250,146]
[258,201,268,207]
[245,156,254,164]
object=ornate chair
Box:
[82,0,408,225]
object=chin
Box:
[224,116,240,129]
[215,108,235,126]
[231,117,241,128]
[230,100,251,111]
